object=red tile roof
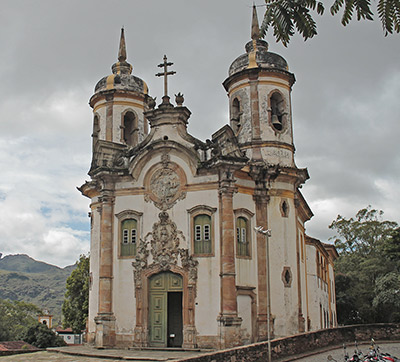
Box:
[0,341,39,351]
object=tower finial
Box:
[118,27,127,62]
[251,4,260,40]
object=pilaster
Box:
[95,190,116,347]
[218,170,242,348]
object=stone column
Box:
[218,171,242,348]
[94,191,116,347]
[253,185,272,340]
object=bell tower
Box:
[89,28,150,150]
[223,6,296,167]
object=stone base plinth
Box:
[94,313,116,348]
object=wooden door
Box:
[148,272,183,347]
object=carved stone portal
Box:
[132,212,198,348]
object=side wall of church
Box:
[268,190,299,337]
[305,244,331,331]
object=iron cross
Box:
[155,55,176,98]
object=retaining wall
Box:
[178,324,400,362]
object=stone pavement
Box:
[0,345,205,362]
[0,342,399,362]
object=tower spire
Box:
[251,4,260,40]
[118,27,127,62]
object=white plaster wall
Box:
[305,244,330,330]
[238,295,252,344]
[195,257,220,335]
[112,155,222,338]
[268,194,299,337]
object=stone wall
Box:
[177,324,400,362]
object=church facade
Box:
[80,8,338,349]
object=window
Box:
[188,205,217,257]
[193,214,212,254]
[280,199,289,217]
[282,266,292,287]
[116,210,142,258]
[231,97,241,134]
[269,91,286,132]
[236,217,250,257]
[122,111,138,146]
[92,115,100,151]
[121,218,137,257]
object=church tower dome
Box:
[223,6,296,167]
[89,29,150,149]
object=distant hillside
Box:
[0,254,76,325]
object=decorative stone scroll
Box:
[131,211,198,348]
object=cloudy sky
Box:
[0,1,399,267]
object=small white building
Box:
[80,7,338,350]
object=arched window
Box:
[92,115,100,150]
[121,218,137,257]
[236,216,250,257]
[270,92,285,131]
[122,111,137,146]
[231,98,241,133]
[193,214,212,255]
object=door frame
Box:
[133,265,197,348]
[148,272,183,347]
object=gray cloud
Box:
[0,0,399,266]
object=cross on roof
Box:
[155,55,176,100]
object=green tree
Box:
[260,0,400,46]
[0,299,41,341]
[62,254,89,334]
[373,272,400,322]
[21,323,66,348]
[330,207,399,324]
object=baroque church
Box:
[80,7,338,349]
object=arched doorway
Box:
[148,271,183,347]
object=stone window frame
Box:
[267,89,288,133]
[280,198,289,218]
[120,108,139,146]
[230,96,243,135]
[115,209,143,259]
[188,205,217,257]
[281,266,292,287]
[234,208,254,259]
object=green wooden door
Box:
[148,272,183,347]
[149,292,167,346]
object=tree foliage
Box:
[21,323,65,348]
[330,207,400,324]
[62,254,89,334]
[0,299,41,341]
[260,0,400,46]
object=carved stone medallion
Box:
[144,154,186,210]
[150,168,180,202]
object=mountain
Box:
[0,254,76,325]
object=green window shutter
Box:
[237,217,249,256]
[121,218,137,257]
[194,214,211,254]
